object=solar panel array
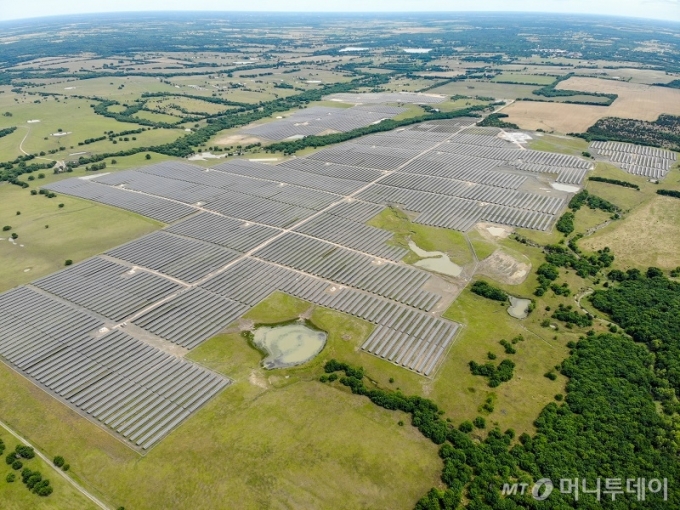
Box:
[33,257,182,321]
[0,122,593,449]
[107,232,241,284]
[0,287,229,450]
[589,141,677,179]
[44,178,196,223]
[325,92,447,104]
[242,105,407,141]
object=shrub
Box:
[11,233,18,240]
[64,260,73,266]
[53,456,65,468]
[6,473,15,483]
[12,460,23,470]
[2,226,10,231]
[62,464,69,472]
[556,212,575,235]
[15,445,35,459]
[470,281,507,302]
[473,416,486,429]
[458,421,473,433]
[58,203,64,208]
[6,452,17,465]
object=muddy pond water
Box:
[507,296,532,319]
[408,240,463,277]
[251,321,327,369]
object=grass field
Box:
[501,100,606,133]
[0,428,98,510]
[429,80,539,100]
[367,207,474,266]
[0,154,175,292]
[556,76,680,120]
[528,133,590,156]
[492,73,556,85]
[578,164,680,269]
[581,195,680,270]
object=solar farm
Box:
[589,140,677,179]
[0,119,595,451]
[242,105,408,140]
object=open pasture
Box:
[556,76,680,120]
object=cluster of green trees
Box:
[568,189,619,214]
[52,456,69,471]
[535,263,559,296]
[20,468,52,497]
[0,126,16,139]
[477,113,519,129]
[551,303,593,327]
[544,243,614,278]
[470,280,508,302]
[657,189,680,199]
[555,211,575,234]
[588,176,639,190]
[5,445,35,475]
[469,359,516,387]
[573,115,680,151]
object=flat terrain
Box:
[0,155,168,292]
[503,77,680,133]
[581,194,680,270]
[0,293,442,510]
[0,432,98,510]
[501,101,607,133]
[556,76,680,120]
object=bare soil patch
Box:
[215,133,262,146]
[476,250,531,285]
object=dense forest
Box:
[574,115,680,151]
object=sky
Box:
[0,0,679,22]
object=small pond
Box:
[408,240,462,277]
[251,320,327,369]
[507,296,532,319]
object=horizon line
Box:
[1,10,679,24]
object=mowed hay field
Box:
[581,194,680,270]
[556,76,680,120]
[502,101,606,133]
[502,76,680,133]
[0,293,442,510]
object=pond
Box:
[408,240,462,277]
[251,321,327,369]
[507,296,532,319]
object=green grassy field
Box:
[0,428,98,510]
[0,155,173,292]
[429,80,539,100]
[492,73,556,85]
[528,133,590,156]
[368,207,475,266]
